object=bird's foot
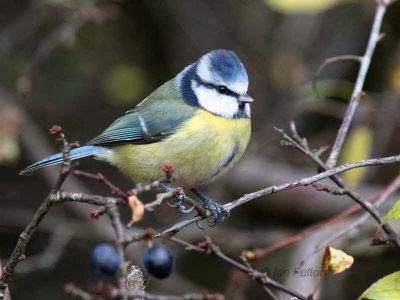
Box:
[159,183,195,214]
[190,188,230,225]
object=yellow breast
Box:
[108,109,251,187]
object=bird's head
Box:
[177,49,252,119]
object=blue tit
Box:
[20,49,253,220]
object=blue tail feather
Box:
[19,145,100,175]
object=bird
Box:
[20,49,253,223]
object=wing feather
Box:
[86,80,196,146]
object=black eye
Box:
[218,85,227,94]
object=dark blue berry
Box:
[90,243,121,279]
[142,244,174,279]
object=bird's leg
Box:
[159,183,195,214]
[190,188,230,225]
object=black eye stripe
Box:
[194,76,239,98]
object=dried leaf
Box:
[128,195,145,225]
[384,200,400,221]
[358,271,400,300]
[321,247,354,274]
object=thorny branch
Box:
[0,126,74,297]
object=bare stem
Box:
[301,172,400,265]
[107,206,128,295]
[274,125,400,248]
[171,237,307,300]
[326,1,389,168]
[156,154,400,238]
[0,127,73,297]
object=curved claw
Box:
[196,220,205,230]
[205,201,230,225]
[178,203,195,214]
[167,201,180,208]
[190,188,232,226]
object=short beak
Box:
[238,94,254,103]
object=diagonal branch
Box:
[171,237,308,300]
[155,154,400,239]
[301,172,400,265]
[326,0,389,168]
[0,127,74,297]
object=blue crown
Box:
[207,49,248,83]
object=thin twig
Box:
[301,172,400,265]
[119,228,155,247]
[326,0,389,168]
[156,154,400,239]
[275,125,400,247]
[107,205,128,295]
[73,170,131,201]
[171,237,307,300]
[313,55,362,99]
[51,192,127,206]
[248,186,384,259]
[0,126,74,297]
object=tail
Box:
[19,145,101,175]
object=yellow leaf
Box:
[128,195,145,226]
[321,247,354,274]
[340,125,373,186]
[103,64,149,105]
[384,200,400,221]
[263,0,346,14]
[358,271,400,300]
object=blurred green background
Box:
[1,0,400,299]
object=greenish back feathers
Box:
[87,80,196,146]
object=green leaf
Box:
[384,200,400,221]
[358,271,400,300]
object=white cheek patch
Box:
[193,83,239,119]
